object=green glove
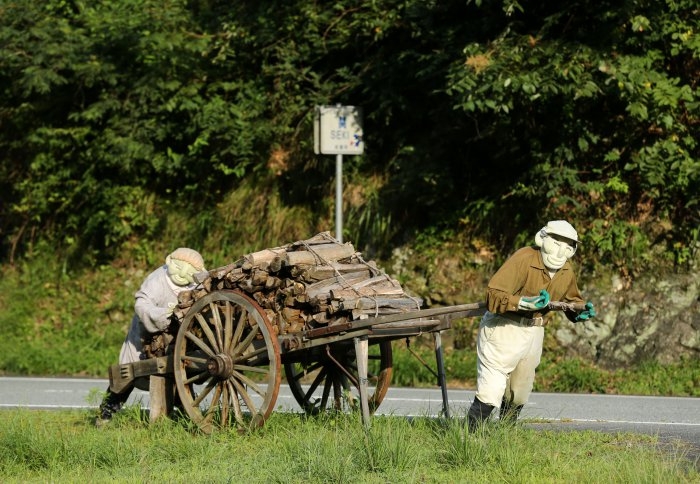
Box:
[518,289,551,311]
[575,301,596,322]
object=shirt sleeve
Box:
[485,248,530,313]
[134,268,176,333]
[561,269,585,323]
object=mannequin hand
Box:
[518,289,551,311]
[575,301,596,322]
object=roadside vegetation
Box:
[0,409,697,483]
[1,256,699,397]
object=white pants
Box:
[475,311,544,407]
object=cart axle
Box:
[207,354,234,379]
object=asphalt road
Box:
[1,376,699,465]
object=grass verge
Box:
[0,409,697,483]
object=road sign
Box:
[314,105,364,155]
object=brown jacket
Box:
[486,246,584,323]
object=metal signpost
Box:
[314,105,364,243]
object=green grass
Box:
[0,409,696,483]
[0,261,135,377]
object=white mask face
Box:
[541,234,576,270]
[166,257,198,286]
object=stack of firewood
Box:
[178,232,422,334]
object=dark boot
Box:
[96,387,131,426]
[499,398,524,424]
[467,397,495,432]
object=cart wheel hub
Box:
[207,354,234,379]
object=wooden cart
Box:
[109,288,487,433]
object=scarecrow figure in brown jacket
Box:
[467,220,595,431]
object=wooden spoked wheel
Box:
[173,290,281,433]
[284,340,393,415]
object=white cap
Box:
[167,247,205,271]
[540,220,578,244]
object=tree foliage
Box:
[0,0,698,272]
[447,0,700,270]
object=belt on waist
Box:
[500,312,547,327]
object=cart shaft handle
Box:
[302,300,586,340]
[547,301,587,312]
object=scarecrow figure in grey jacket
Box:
[96,248,205,425]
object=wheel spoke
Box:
[286,342,392,416]
[289,361,322,384]
[230,308,247,351]
[234,345,268,363]
[228,380,244,424]
[192,378,216,407]
[234,363,268,374]
[320,374,332,409]
[219,381,229,427]
[232,370,266,397]
[223,303,233,354]
[185,331,216,358]
[185,370,208,385]
[209,303,228,352]
[203,384,223,423]
[305,367,327,399]
[209,302,225,353]
[181,355,208,365]
[231,377,257,416]
[332,374,343,410]
[195,313,220,353]
[231,324,259,357]
[221,384,229,428]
